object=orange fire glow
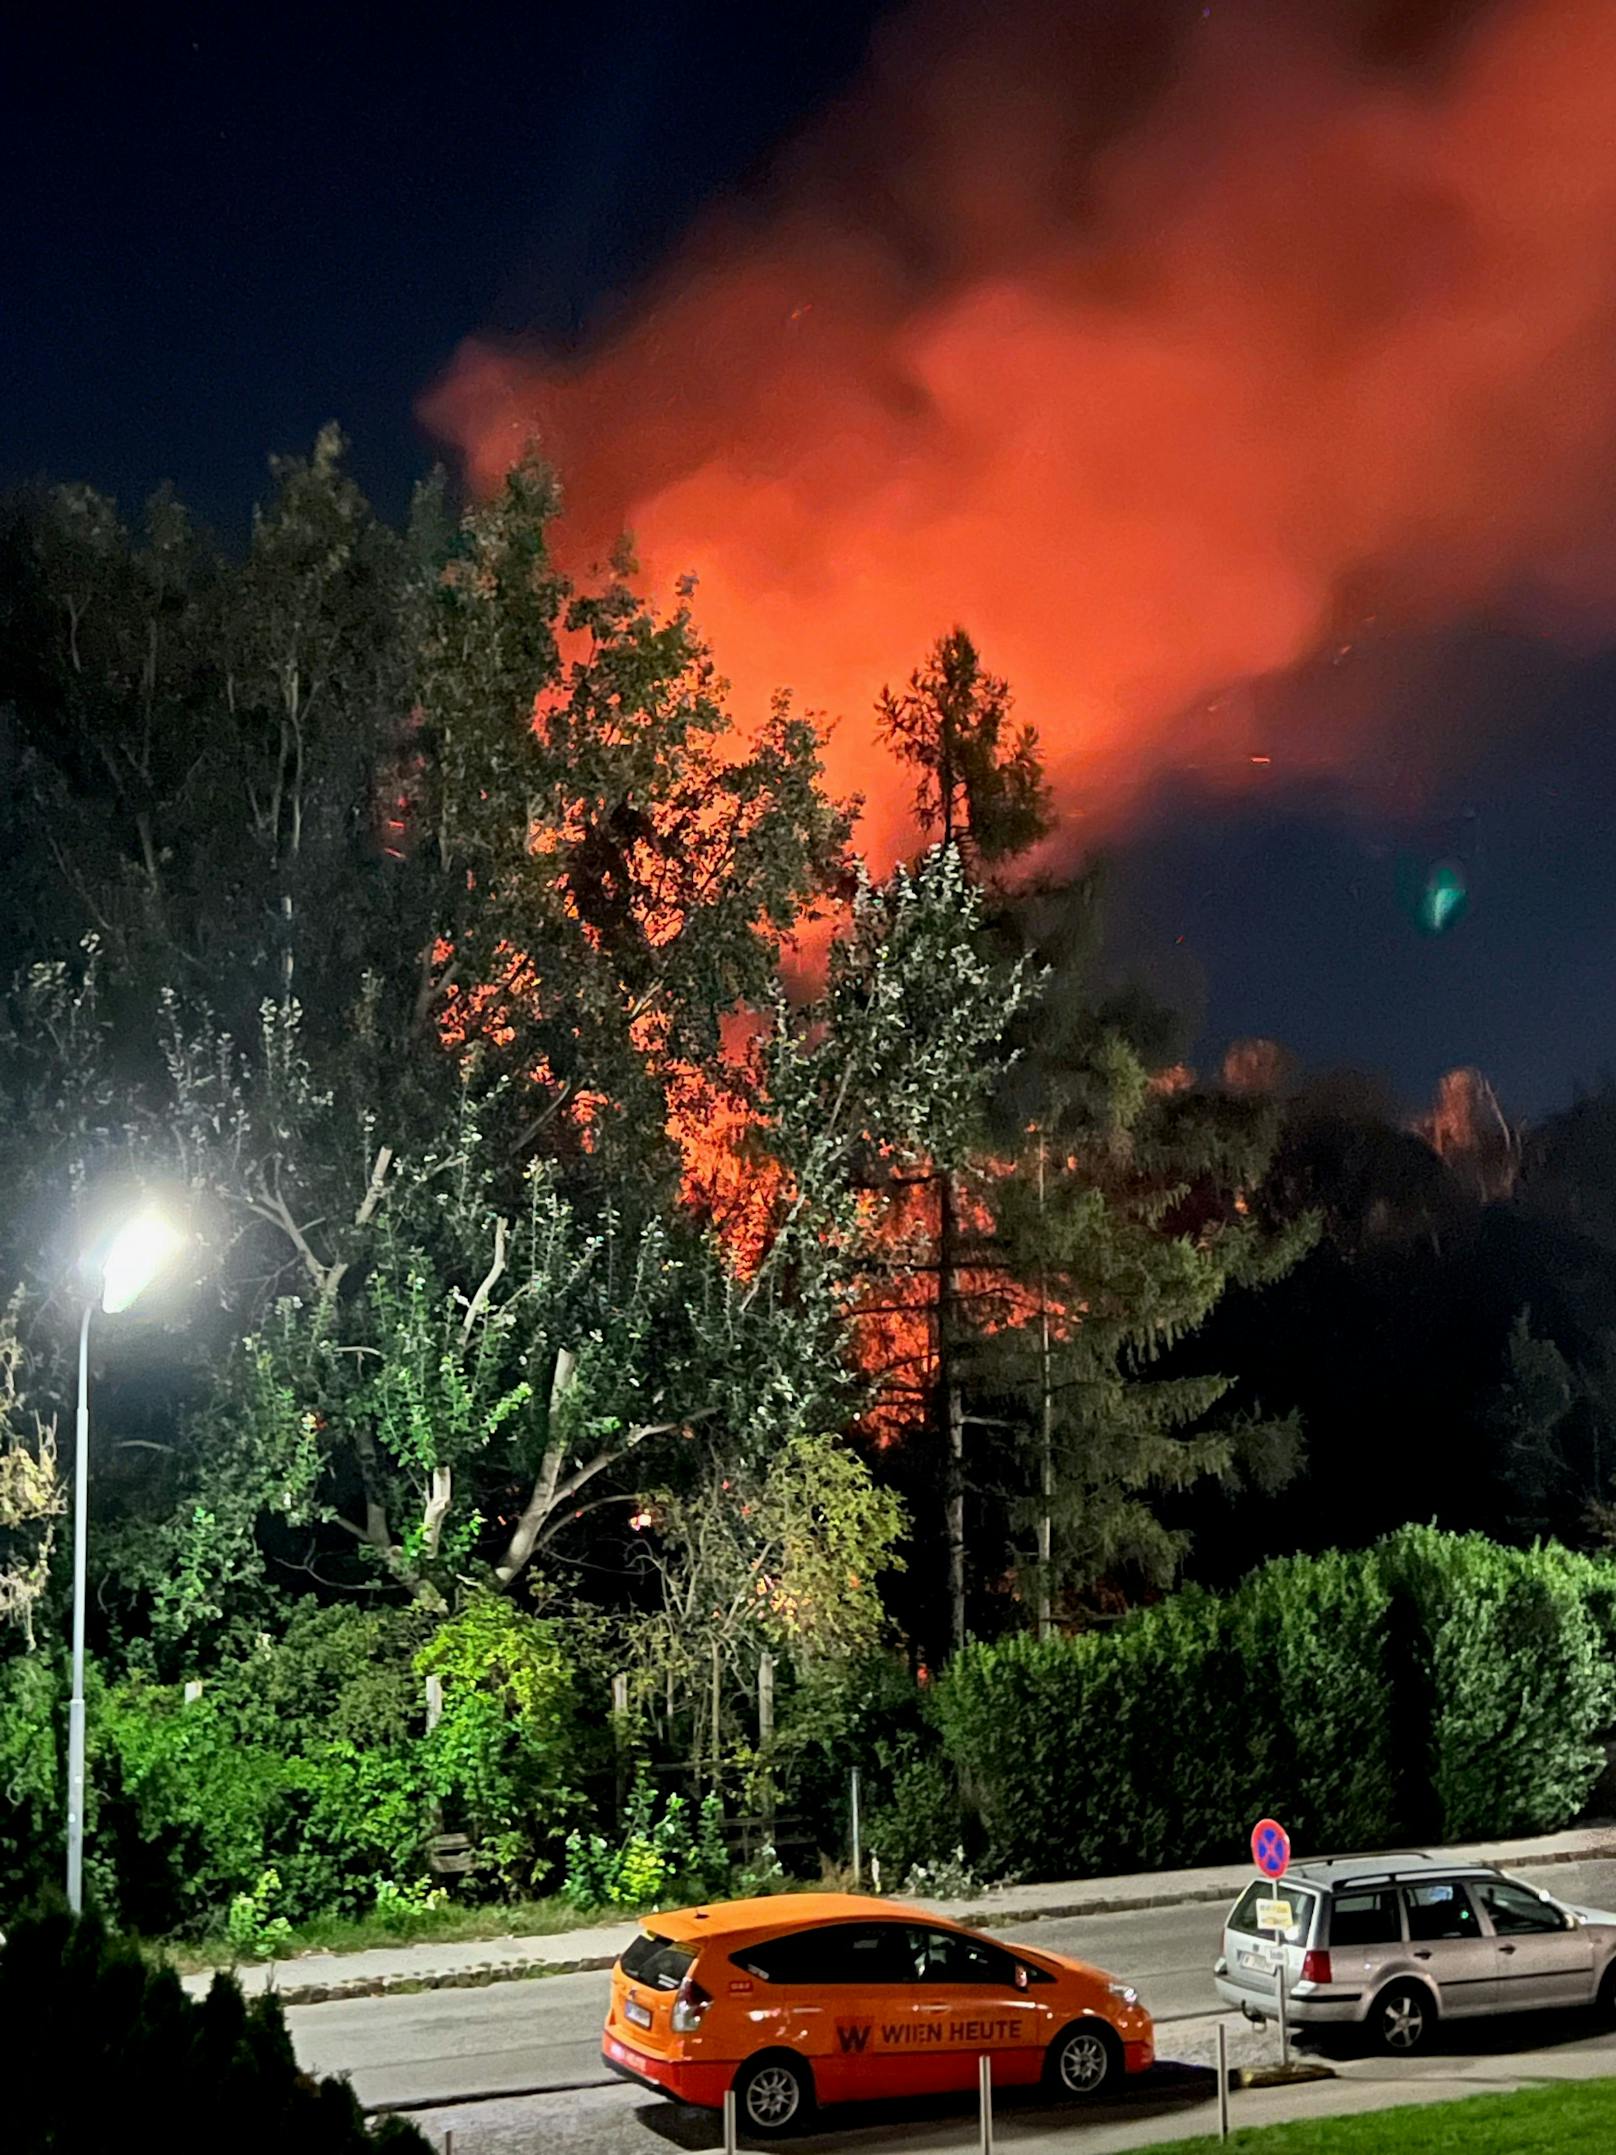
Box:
[423,0,1616,867]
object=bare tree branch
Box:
[421,1463,453,1559]
[354,1144,395,1229]
[493,1408,697,1586]
[460,1216,508,1345]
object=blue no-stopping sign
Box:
[1251,1817,1291,1879]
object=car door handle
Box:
[1413,1950,1432,1960]
[1499,1945,1517,1956]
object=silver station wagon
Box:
[1214,1852,1616,2054]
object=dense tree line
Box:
[0,430,1607,1934]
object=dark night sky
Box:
[6,0,1616,1121]
[3,3,897,533]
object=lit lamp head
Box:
[97,1207,184,1315]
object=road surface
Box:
[288,1859,1616,2150]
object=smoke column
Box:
[423,0,1616,863]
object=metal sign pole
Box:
[1250,1818,1293,2077]
[1277,1940,1290,2071]
[977,2054,994,2155]
[1216,2021,1229,2140]
[723,2088,738,2155]
[850,1767,862,1887]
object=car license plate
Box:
[625,1997,653,2029]
[1238,1950,1270,1973]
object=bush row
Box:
[932,1528,1616,1880]
[0,1596,595,1937]
[5,1527,1609,1932]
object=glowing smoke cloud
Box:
[423,0,1616,866]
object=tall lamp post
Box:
[67,1206,183,1914]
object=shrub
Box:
[935,1531,1616,1882]
[1232,1547,1397,1853]
[370,1876,449,1934]
[0,1649,59,1913]
[275,1742,431,1921]
[562,1778,743,1910]
[780,1651,956,1868]
[1,1907,429,2155]
[96,1679,289,1935]
[248,1603,433,1752]
[225,1868,295,1961]
[865,1745,965,1881]
[416,1595,591,1894]
[1380,1526,1616,1839]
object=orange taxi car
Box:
[602,1892,1154,2134]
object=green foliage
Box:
[624,1433,909,1777]
[867,1749,966,1882]
[225,1869,295,1961]
[0,1649,59,1912]
[1378,1526,1616,1840]
[773,1652,961,1878]
[1,1908,430,2155]
[970,1017,1313,1616]
[561,1774,738,1911]
[97,1681,290,1934]
[1235,1548,1398,1855]
[87,1604,441,1936]
[934,1530,1614,1880]
[276,1743,429,1921]
[416,1595,590,1892]
[370,1876,449,1934]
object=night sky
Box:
[8,0,1616,1120]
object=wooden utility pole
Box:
[940,1165,967,1656]
[758,1651,776,1837]
[612,1672,630,1819]
[709,1636,723,1790]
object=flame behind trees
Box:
[0,428,1302,1667]
[0,437,1035,1649]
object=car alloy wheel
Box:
[1375,1982,1431,2055]
[738,2057,809,2134]
[1053,2023,1114,2096]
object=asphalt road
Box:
[288,1859,1616,2135]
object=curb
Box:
[208,1834,1616,2009]
[239,1951,623,2008]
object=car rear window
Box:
[621,1932,696,1990]
[1227,1882,1318,1942]
[1327,1889,1402,1948]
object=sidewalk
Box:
[182,1821,1616,2007]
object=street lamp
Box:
[67,1205,184,1914]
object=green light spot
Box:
[1420,862,1467,934]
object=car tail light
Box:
[671,1976,713,2032]
[1300,1950,1333,1986]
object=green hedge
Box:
[935,1528,1616,1879]
[1381,1528,1612,1841]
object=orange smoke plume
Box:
[423,0,1616,865]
